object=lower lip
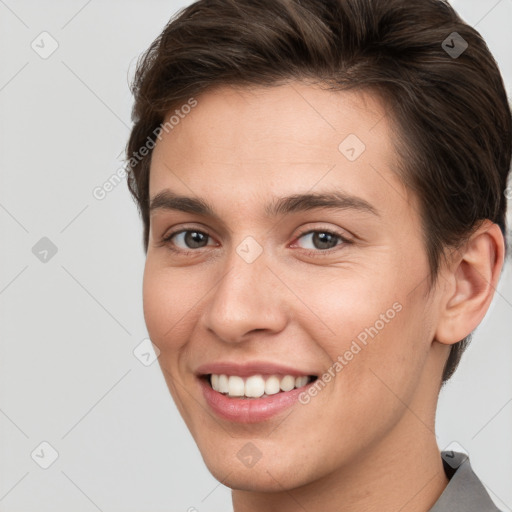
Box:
[199,377,313,423]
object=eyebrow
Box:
[149,189,379,219]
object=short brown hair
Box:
[126,0,512,384]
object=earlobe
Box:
[435,221,505,346]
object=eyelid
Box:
[293,225,352,242]
[160,222,215,240]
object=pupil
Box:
[186,231,207,248]
[314,232,336,250]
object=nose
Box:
[200,244,288,344]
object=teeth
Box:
[295,376,309,388]
[227,376,245,397]
[280,375,295,392]
[218,374,229,393]
[264,375,280,395]
[209,373,312,398]
[245,375,265,398]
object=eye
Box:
[293,229,349,253]
[160,226,351,256]
[162,229,216,253]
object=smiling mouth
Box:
[202,373,318,399]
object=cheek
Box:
[337,290,432,422]
[142,261,196,351]
[294,269,400,358]
[302,265,430,399]
[142,265,167,343]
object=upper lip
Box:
[195,361,317,377]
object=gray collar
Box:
[428,451,501,511]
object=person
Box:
[125,0,511,510]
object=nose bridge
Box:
[201,237,286,342]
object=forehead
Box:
[148,82,410,218]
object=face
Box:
[143,82,446,491]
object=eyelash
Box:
[160,226,351,257]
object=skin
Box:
[143,81,504,512]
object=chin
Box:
[200,447,317,493]
[209,464,298,492]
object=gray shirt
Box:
[428,451,501,511]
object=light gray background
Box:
[0,1,511,511]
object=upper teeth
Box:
[210,374,311,398]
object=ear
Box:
[435,220,505,345]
